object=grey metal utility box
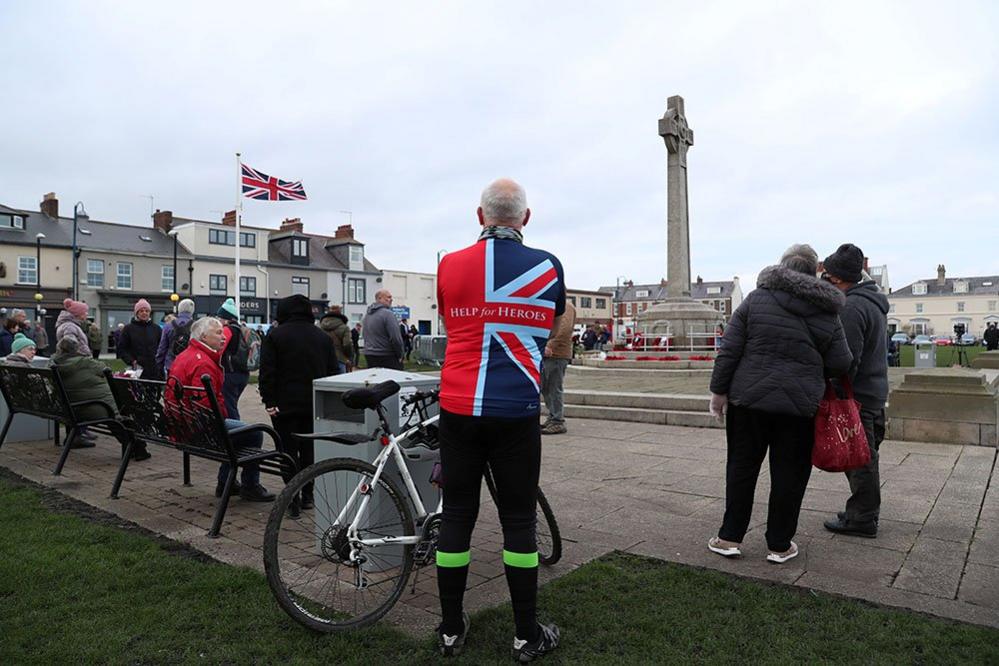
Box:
[914,342,936,368]
[312,368,441,508]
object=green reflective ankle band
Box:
[436,550,471,567]
[503,549,539,568]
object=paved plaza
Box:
[1,389,997,634]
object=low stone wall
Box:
[575,358,715,370]
[887,368,999,447]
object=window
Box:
[209,274,227,295]
[239,276,256,297]
[239,232,255,248]
[913,283,927,295]
[889,303,896,313]
[706,286,722,295]
[115,262,133,289]
[567,295,576,305]
[347,278,366,304]
[86,259,104,287]
[0,214,25,229]
[292,238,308,257]
[626,303,633,315]
[580,296,592,308]
[915,303,923,314]
[209,228,235,246]
[161,266,175,292]
[990,300,997,312]
[870,266,883,276]
[291,276,310,297]
[635,289,649,298]
[954,281,968,294]
[350,245,363,264]
[596,298,606,308]
[17,257,37,284]
[957,302,965,312]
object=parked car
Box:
[912,334,932,345]
[960,333,977,345]
[932,336,952,346]
[890,333,910,345]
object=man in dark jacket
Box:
[362,290,405,370]
[117,299,163,380]
[709,245,852,564]
[820,244,890,538]
[216,298,250,419]
[985,322,999,351]
[259,294,340,513]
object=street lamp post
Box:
[615,275,627,340]
[168,230,179,311]
[35,233,46,320]
[72,202,87,300]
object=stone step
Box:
[562,404,722,428]
[563,390,707,412]
[566,365,711,378]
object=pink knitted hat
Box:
[62,298,88,318]
[133,298,152,314]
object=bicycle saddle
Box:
[341,380,400,410]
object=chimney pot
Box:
[40,193,59,219]
[937,264,946,286]
[222,210,237,227]
[280,217,304,232]
[334,224,354,239]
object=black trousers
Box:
[270,412,314,499]
[719,404,814,552]
[364,354,403,371]
[436,409,541,639]
[843,408,885,523]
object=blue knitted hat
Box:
[11,333,36,354]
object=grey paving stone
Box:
[957,563,999,609]
[921,502,981,544]
[968,520,999,566]
[893,537,968,598]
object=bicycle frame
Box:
[332,410,442,560]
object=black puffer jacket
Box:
[710,266,853,418]
[259,295,340,416]
[839,281,889,411]
[117,318,163,380]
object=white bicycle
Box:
[263,380,562,632]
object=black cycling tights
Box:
[436,409,541,640]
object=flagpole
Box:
[235,152,242,322]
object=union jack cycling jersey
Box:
[437,237,566,418]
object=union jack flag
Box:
[241,163,307,201]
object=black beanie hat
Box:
[823,243,865,283]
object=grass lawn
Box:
[2,475,998,664]
[897,344,986,367]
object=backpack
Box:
[170,319,193,358]
[230,324,262,373]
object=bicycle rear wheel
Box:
[263,458,415,632]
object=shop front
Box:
[0,284,74,352]
[97,291,179,353]
[192,295,269,324]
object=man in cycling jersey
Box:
[434,178,564,661]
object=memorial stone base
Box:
[887,368,999,447]
[971,350,999,370]
[635,298,723,350]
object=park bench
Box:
[105,371,297,537]
[0,363,126,476]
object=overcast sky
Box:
[2,1,997,292]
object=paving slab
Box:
[2,388,998,633]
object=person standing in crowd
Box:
[216,298,250,419]
[985,322,999,352]
[319,304,353,373]
[362,290,405,370]
[156,298,196,376]
[0,318,17,356]
[581,326,597,351]
[820,244,890,539]
[9,309,34,340]
[32,319,49,356]
[541,299,576,435]
[259,295,340,515]
[2,333,37,365]
[400,318,413,361]
[117,299,162,380]
[169,316,273,501]
[87,321,103,359]
[707,244,852,564]
[434,178,564,660]
[351,323,361,367]
[56,299,92,358]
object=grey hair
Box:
[191,316,222,341]
[178,298,196,314]
[480,179,527,224]
[780,243,819,276]
[10,308,25,318]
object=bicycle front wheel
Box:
[263,458,415,632]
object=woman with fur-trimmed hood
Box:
[706,244,852,565]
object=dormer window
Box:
[953,280,968,294]
[292,238,308,257]
[0,213,25,229]
[706,286,722,295]
[635,289,650,298]
[350,245,363,264]
[912,283,927,295]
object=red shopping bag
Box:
[812,376,871,472]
